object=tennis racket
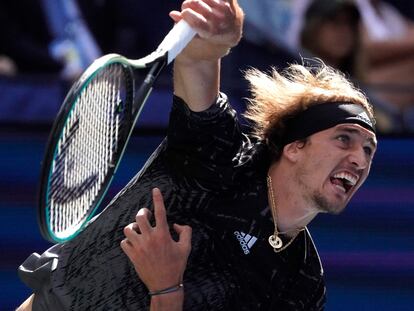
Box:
[38,20,196,243]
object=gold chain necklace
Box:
[266,175,304,253]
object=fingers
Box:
[123,187,169,239]
[130,188,159,234]
[123,223,140,243]
[182,0,216,20]
[173,0,233,37]
[182,0,233,22]
[180,8,210,36]
[169,10,182,23]
[202,0,232,16]
[225,0,238,13]
[152,188,168,230]
[120,238,134,259]
[185,0,230,12]
[135,208,152,234]
[122,223,140,255]
[122,188,182,255]
[170,0,230,22]
[174,224,192,253]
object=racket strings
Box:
[48,63,131,237]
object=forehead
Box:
[332,124,377,147]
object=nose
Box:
[348,146,369,170]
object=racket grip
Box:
[157,20,196,64]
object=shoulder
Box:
[233,136,270,178]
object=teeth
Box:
[333,172,358,186]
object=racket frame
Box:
[38,54,166,242]
[37,20,195,243]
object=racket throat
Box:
[133,58,167,115]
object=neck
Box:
[267,163,319,237]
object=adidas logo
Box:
[234,231,258,255]
[356,110,372,126]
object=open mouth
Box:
[330,171,359,194]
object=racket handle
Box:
[157,20,196,64]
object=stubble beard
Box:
[296,170,345,215]
[311,191,345,215]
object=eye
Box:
[364,146,373,156]
[337,134,350,144]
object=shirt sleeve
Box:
[17,244,67,310]
[166,93,246,191]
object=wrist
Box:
[150,288,184,311]
[176,39,232,64]
[173,58,220,112]
[149,283,184,296]
[151,288,184,300]
[174,57,220,69]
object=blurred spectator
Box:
[0,0,101,80]
[41,0,102,80]
[300,0,363,79]
[0,1,63,75]
[222,1,307,99]
[0,55,17,76]
[0,0,183,79]
[78,0,180,58]
[238,0,366,79]
[76,0,181,86]
[300,0,404,133]
[229,0,411,133]
[355,0,414,130]
[238,0,310,52]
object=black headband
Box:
[282,102,376,146]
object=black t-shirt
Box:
[19,93,326,310]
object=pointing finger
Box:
[152,188,169,230]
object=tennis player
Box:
[17,0,377,310]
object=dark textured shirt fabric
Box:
[19,93,326,310]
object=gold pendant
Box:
[268,234,282,249]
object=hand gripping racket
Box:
[38,21,196,243]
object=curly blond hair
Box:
[243,62,375,158]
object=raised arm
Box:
[361,26,414,66]
[170,0,243,111]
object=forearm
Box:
[364,39,414,66]
[150,291,184,311]
[173,57,220,112]
[170,0,243,112]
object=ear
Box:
[282,141,304,163]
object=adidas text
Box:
[234,231,257,255]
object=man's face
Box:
[293,123,377,215]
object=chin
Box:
[313,193,347,215]
[326,204,346,215]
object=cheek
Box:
[297,154,331,183]
[359,167,371,186]
[305,149,335,170]
[297,145,339,182]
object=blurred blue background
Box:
[1,0,414,309]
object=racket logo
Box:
[50,115,98,204]
[39,20,195,242]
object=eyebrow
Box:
[337,127,377,149]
